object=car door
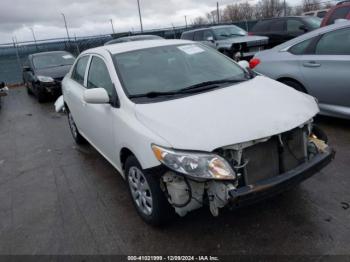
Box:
[65,55,90,131]
[82,55,118,163]
[299,27,350,107]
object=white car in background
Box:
[62,40,334,225]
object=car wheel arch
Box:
[120,147,136,172]
[277,77,308,93]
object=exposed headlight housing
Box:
[152,145,236,180]
[37,75,54,83]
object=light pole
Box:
[61,13,70,41]
[184,15,188,28]
[110,19,116,34]
[137,0,143,32]
[29,27,38,50]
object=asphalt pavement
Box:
[0,87,349,255]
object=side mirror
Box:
[299,25,308,32]
[206,36,214,42]
[23,66,31,72]
[83,88,110,104]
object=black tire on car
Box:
[280,79,307,93]
[125,155,173,225]
[67,111,86,144]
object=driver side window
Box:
[87,56,115,97]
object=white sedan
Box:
[62,39,334,225]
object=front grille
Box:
[218,127,308,186]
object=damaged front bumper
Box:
[228,147,335,207]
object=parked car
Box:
[104,35,164,45]
[181,25,269,60]
[321,1,350,26]
[62,39,333,225]
[23,51,75,102]
[251,21,350,119]
[303,9,329,18]
[250,16,321,47]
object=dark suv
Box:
[321,1,350,26]
[250,16,321,47]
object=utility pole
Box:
[110,19,115,34]
[184,15,188,28]
[284,0,287,16]
[29,27,38,51]
[137,0,143,32]
[61,13,70,41]
[217,2,220,24]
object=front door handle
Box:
[303,61,321,68]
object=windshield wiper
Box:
[129,79,246,99]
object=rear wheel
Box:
[67,111,86,144]
[125,156,173,225]
[280,79,307,93]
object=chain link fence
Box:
[0,20,257,85]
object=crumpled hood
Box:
[217,35,269,47]
[135,76,318,151]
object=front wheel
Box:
[125,156,173,225]
[67,111,86,144]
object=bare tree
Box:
[222,2,255,22]
[302,0,321,12]
[192,16,207,26]
[255,0,286,18]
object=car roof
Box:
[258,16,306,21]
[274,20,350,50]
[85,39,194,55]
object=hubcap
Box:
[68,113,78,138]
[128,167,153,216]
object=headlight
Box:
[37,75,54,83]
[152,145,236,180]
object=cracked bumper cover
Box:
[228,148,335,207]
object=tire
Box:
[280,79,306,93]
[67,111,86,144]
[125,156,173,225]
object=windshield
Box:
[303,16,322,29]
[113,44,247,99]
[213,26,247,40]
[32,52,75,69]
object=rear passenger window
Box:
[317,11,327,18]
[72,56,89,85]
[252,20,271,32]
[181,32,193,40]
[194,31,204,41]
[289,38,313,55]
[270,20,284,31]
[327,6,350,25]
[315,28,350,55]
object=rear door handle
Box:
[303,61,321,68]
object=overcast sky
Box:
[0,0,301,44]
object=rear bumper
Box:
[228,148,335,207]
